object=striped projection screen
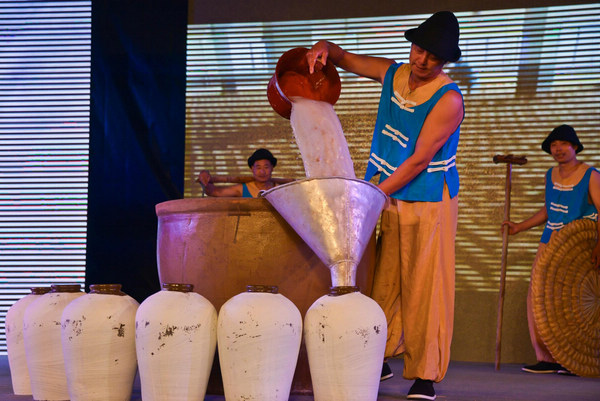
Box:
[0,1,91,353]
[185,3,600,296]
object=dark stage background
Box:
[85,0,187,302]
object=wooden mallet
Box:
[493,154,527,370]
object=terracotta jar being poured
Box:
[267,47,341,119]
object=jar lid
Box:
[246,285,278,294]
[329,286,360,296]
[30,287,51,295]
[89,284,125,295]
[161,283,194,293]
[50,284,82,293]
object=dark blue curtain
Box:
[86,0,187,302]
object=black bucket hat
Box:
[248,148,277,168]
[541,124,583,154]
[404,11,461,62]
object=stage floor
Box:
[1,355,598,400]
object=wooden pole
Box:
[492,154,527,370]
[495,162,512,370]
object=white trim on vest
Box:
[427,155,456,173]
[391,91,416,113]
[382,124,408,148]
[369,153,396,177]
[549,202,568,213]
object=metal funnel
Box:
[262,177,386,287]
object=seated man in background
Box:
[197,148,279,198]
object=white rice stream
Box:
[289,97,355,179]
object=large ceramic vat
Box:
[155,197,376,395]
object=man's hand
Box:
[501,221,522,236]
[306,41,329,74]
[197,170,211,187]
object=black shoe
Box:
[521,361,562,374]
[380,361,394,381]
[407,378,436,400]
[557,366,576,376]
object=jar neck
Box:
[51,284,82,293]
[31,287,51,295]
[329,286,360,296]
[246,284,278,294]
[89,284,125,295]
[161,283,194,293]
[329,260,358,287]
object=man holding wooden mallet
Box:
[502,124,600,374]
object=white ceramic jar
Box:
[217,285,302,401]
[61,283,139,401]
[5,287,51,395]
[304,286,387,401]
[135,283,217,401]
[23,283,85,401]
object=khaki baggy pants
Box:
[370,186,458,382]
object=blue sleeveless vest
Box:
[242,183,253,198]
[541,166,598,243]
[365,63,462,202]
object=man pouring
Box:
[307,11,464,400]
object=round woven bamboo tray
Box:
[532,218,600,377]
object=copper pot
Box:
[267,47,341,119]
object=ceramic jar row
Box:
[7,282,385,401]
[6,283,140,401]
[216,284,386,401]
[137,283,303,401]
[135,283,304,401]
[6,282,217,401]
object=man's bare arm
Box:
[306,40,394,84]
